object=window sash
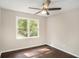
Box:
[16,17,39,39]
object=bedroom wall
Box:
[0,7,2,56]
[1,8,47,53]
[0,8,1,47]
[47,8,79,57]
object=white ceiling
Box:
[0,0,79,16]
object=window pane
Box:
[18,19,28,37]
[29,20,38,37]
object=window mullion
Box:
[28,20,30,37]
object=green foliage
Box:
[18,19,27,36]
[29,20,38,36]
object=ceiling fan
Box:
[29,0,61,15]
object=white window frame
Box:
[16,16,39,39]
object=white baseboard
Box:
[1,44,45,53]
[48,44,79,58]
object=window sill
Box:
[16,36,39,40]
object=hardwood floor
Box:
[1,45,76,58]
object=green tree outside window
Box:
[18,19,28,37]
[29,20,38,37]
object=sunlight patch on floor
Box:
[24,47,51,57]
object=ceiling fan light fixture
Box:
[41,10,47,14]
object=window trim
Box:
[16,16,39,39]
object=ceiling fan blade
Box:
[29,7,41,10]
[34,10,42,14]
[48,8,61,10]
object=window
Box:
[16,17,39,39]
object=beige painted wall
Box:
[0,8,1,53]
[0,7,3,56]
[47,8,79,57]
[1,8,46,52]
